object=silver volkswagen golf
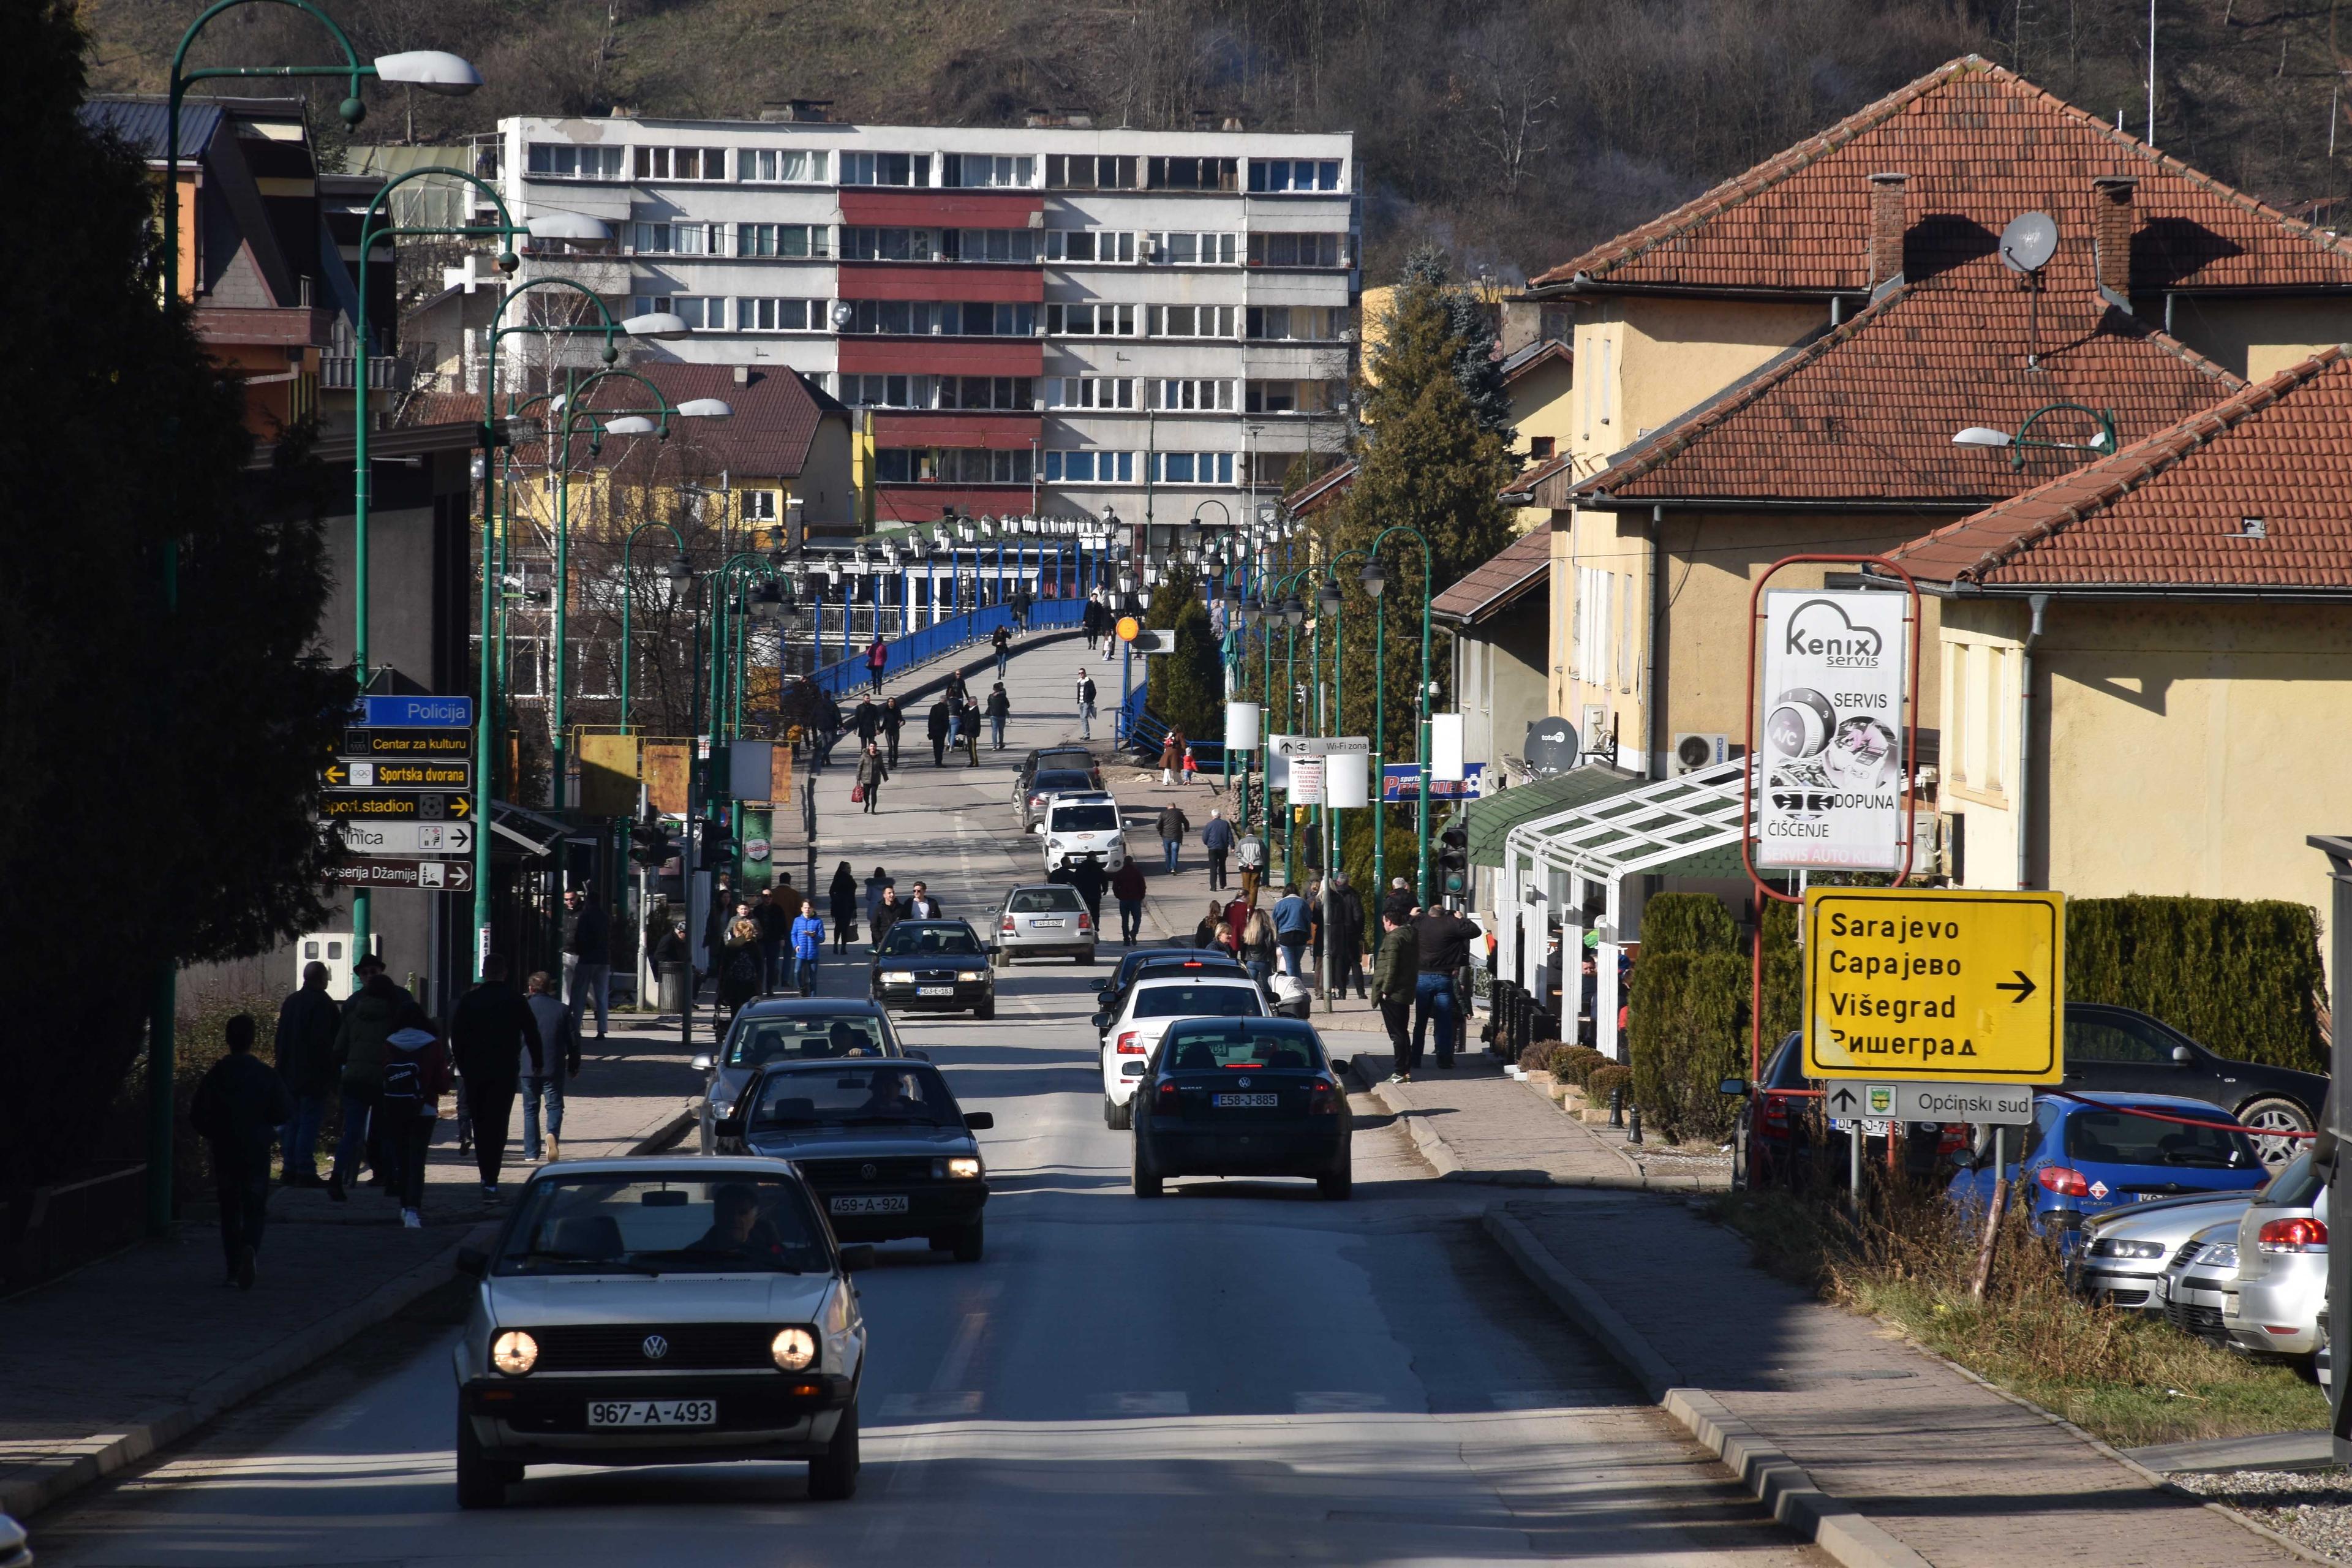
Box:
[451,1158,868,1507]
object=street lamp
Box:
[1951,402,2118,470]
[1360,528,1437,902]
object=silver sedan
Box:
[994,882,1096,964]
[2075,1192,2257,1313]
[2223,1150,2327,1362]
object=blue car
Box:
[1950,1091,2270,1238]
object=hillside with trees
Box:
[86,1,2352,282]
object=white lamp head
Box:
[374,51,481,95]
[526,212,612,244]
[1952,426,2013,449]
[601,415,658,437]
[621,311,691,340]
[677,398,733,418]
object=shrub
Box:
[1638,892,1738,956]
[1517,1042,1557,1073]
[1586,1064,1634,1104]
[1555,1045,1608,1085]
[2066,896,2328,1074]
[1760,897,1803,1047]
[1627,949,1749,1142]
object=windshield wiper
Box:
[842,1113,944,1126]
[515,1251,662,1275]
[633,1248,805,1274]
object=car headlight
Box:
[2204,1244,2241,1270]
[772,1326,818,1371]
[883,970,916,982]
[491,1330,538,1376]
[946,1156,982,1179]
[2089,1238,2165,1260]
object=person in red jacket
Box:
[864,635,888,694]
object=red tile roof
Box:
[1884,345,2352,589]
[1534,57,2352,295]
[1287,461,1357,514]
[1433,527,1551,625]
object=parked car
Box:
[1019,767,1101,829]
[1013,745,1101,810]
[2223,1150,2328,1362]
[1129,1017,1354,1200]
[450,1157,867,1508]
[2061,1003,2324,1167]
[1722,1032,1961,1191]
[993,883,1096,964]
[1093,948,1249,1041]
[1948,1091,2271,1237]
[869,919,995,1017]
[1096,973,1266,1128]
[2073,1191,2260,1313]
[714,1059,993,1262]
[2160,1219,2242,1345]
[1035,791,1128,875]
[689,999,908,1154]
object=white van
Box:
[1035,792,1128,875]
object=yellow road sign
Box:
[1116,614,1142,643]
[1803,888,2064,1085]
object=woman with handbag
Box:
[828,862,860,954]
[854,741,888,813]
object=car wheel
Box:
[952,1216,985,1263]
[974,998,995,1020]
[454,1412,509,1510]
[1317,1153,1352,1201]
[1073,952,1090,965]
[807,1399,861,1500]
[2240,1096,2314,1167]
[1730,1118,1751,1193]
[927,1231,955,1251]
[1133,1134,1164,1198]
[1104,1093,1131,1131]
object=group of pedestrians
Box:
[1373,891,1481,1084]
[851,695,907,767]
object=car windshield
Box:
[497,1174,827,1276]
[1036,750,1092,772]
[880,924,981,956]
[2065,1108,2261,1171]
[1051,805,1120,832]
[1162,1022,1325,1072]
[1033,771,1094,794]
[1009,887,1085,913]
[2260,1150,2323,1207]
[750,1064,962,1129]
[725,1012,895,1066]
[1133,984,1263,1020]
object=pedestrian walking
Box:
[1158,727,1184,786]
[1076,669,1098,739]
[871,885,904,948]
[961,697,983,765]
[1192,900,1224,949]
[906,881,946,919]
[856,741,889,813]
[719,913,764,1022]
[326,953,409,1202]
[1272,884,1311,978]
[273,961,340,1186]
[190,1012,292,1288]
[828,861,860,953]
[560,888,611,1041]
[1200,807,1235,891]
[1237,827,1267,905]
[1375,911,1420,1082]
[754,888,791,994]
[853,697,880,746]
[1382,876,1415,924]
[992,621,1012,679]
[1411,903,1480,1072]
[865,635,888,694]
[791,899,826,995]
[1326,872,1368,1001]
[945,668,970,709]
[519,971,578,1164]
[377,1005,450,1229]
[1068,858,1107,927]
[987,682,1010,749]
[1110,858,1148,944]
[1241,907,1278,990]
[864,865,895,925]
[928,698,951,765]
[1221,894,1253,958]
[1155,801,1189,875]
[1183,746,1199,787]
[448,954,541,1202]
[882,696,906,767]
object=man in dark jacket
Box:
[522,971,581,1164]
[1068,858,1108,927]
[327,954,411,1201]
[562,889,611,1041]
[882,696,907,767]
[1374,913,1420,1083]
[853,696,880,746]
[1200,807,1235,891]
[753,889,792,995]
[1325,873,1368,1001]
[1155,802,1190,875]
[192,1013,293,1288]
[449,955,542,1200]
[1076,669,1099,739]
[274,962,341,1185]
[1411,905,1481,1072]
[927,698,952,766]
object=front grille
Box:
[529,1322,779,1372]
[2174,1242,2204,1267]
[2166,1300,2227,1339]
[797,1156,935,1185]
[2108,1288,2150,1308]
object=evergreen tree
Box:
[1145,562,1224,742]
[1398,247,1515,442]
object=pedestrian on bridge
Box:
[881,696,906,767]
[856,741,889,814]
[865,635,888,694]
[987,682,1011,749]
[928,698,951,765]
[992,621,1012,679]
[854,696,880,746]
[1077,669,1099,739]
[962,698,984,765]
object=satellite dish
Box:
[1524,717,1579,777]
[1999,211,2059,274]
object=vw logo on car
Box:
[641,1334,669,1361]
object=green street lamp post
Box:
[1951,402,2119,469]
[1359,524,1436,903]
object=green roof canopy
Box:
[1464,765,1648,869]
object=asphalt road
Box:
[28,639,1820,1567]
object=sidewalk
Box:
[0,1014,698,1520]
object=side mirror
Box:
[905,1049,930,1061]
[2171,1045,2193,1064]
[713,1113,744,1140]
[1329,1058,1351,1077]
[455,1246,489,1278]
[1091,1012,1110,1030]
[1719,1078,1750,1098]
[964,1111,995,1131]
[690,1054,714,1073]
[838,1245,876,1272]
[1949,1148,1978,1172]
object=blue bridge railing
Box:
[809,598,1084,699]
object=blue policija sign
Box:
[356,695,473,729]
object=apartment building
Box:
[484,107,1356,541]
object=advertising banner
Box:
[1382,763,1485,803]
[1758,590,1908,870]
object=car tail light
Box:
[1116,1032,1144,1054]
[1758,1093,1791,1137]
[2035,1166,2091,1197]
[1309,1080,1337,1116]
[1001,918,1017,933]
[1938,1123,1969,1156]
[1157,1079,1179,1109]
[1078,911,1092,930]
[2258,1217,2328,1253]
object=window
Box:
[737,222,826,258]
[840,151,930,187]
[1243,379,1340,414]
[941,153,1034,189]
[1147,232,1236,265]
[1042,450,1136,483]
[874,448,1035,484]
[1153,378,1232,412]
[840,227,935,262]
[2063,1108,2257,1170]
[1045,303,1139,336]
[1529,435,1555,460]
[941,228,1039,263]
[633,295,727,330]
[1245,305,1341,341]
[635,146,728,181]
[1151,304,1237,339]
[1161,1022,1322,1070]
[739,147,828,183]
[1150,451,1235,485]
[840,374,924,408]
[527,143,624,180]
[1132,982,1260,1018]
[746,1063,965,1130]
[1044,228,1136,263]
[937,376,1035,410]
[1247,158,1343,192]
[744,491,778,521]
[1044,154,1137,190]
[1145,156,1237,191]
[738,296,821,331]
[497,1175,827,1276]
[1246,232,1345,268]
[722,1010,892,1066]
[842,301,1033,336]
[1008,886,1084,913]
[1574,566,1613,686]
[631,221,714,255]
[1047,376,1134,410]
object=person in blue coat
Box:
[790,899,827,997]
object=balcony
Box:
[319,354,413,392]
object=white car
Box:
[451,1157,868,1508]
[1034,791,1127,875]
[1098,974,1265,1128]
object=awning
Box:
[492,800,571,858]
[1465,764,1646,869]
[1504,759,1754,887]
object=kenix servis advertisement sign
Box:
[1758,591,1907,870]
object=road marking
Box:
[1085,1391,1190,1415]
[1487,1389,1617,1410]
[933,1310,986,1391]
[880,1390,984,1420]
[1294,1392,1389,1413]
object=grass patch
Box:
[1705,1186,2327,1450]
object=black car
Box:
[1019,767,1102,829]
[691,998,911,1153]
[1013,745,1101,810]
[1092,948,1248,1040]
[2061,1003,2323,1165]
[869,920,995,1018]
[715,1059,993,1261]
[1130,1017,1353,1200]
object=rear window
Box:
[2258,1150,2322,1207]
[1133,984,1263,1020]
[1032,771,1093,793]
[880,924,981,955]
[726,1012,894,1066]
[1050,804,1120,832]
[2064,1109,2261,1171]
[1163,1024,1325,1072]
[1009,886,1085,913]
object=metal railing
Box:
[808,598,1083,699]
[320,353,412,391]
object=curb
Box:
[628,1104,697,1157]
[1371,1079,1687,1191]
[1480,1206,1931,1568]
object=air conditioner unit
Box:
[1580,705,1611,759]
[1027,210,1045,229]
[1137,236,1158,258]
[1671,733,1728,775]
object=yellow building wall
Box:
[2158,296,2352,383]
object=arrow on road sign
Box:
[326,858,474,892]
[324,761,350,787]
[1994,970,2037,1003]
[337,821,475,856]
[1828,1085,1858,1112]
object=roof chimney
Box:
[734,364,749,385]
[2092,175,2138,311]
[1867,172,1907,295]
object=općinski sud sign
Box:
[1758,590,1907,870]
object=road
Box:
[28,635,1820,1567]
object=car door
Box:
[2064,1008,2200,1104]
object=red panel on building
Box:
[875,485,1037,524]
[837,339,1044,376]
[871,413,1042,451]
[837,263,1044,303]
[839,190,1042,228]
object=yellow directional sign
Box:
[1803,888,2064,1085]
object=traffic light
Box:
[628,818,671,869]
[1438,819,1469,898]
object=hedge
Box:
[1587,1063,1634,1104]
[2065,896,2328,1074]
[1639,892,1738,956]
[1627,949,1749,1142]
[1551,1044,1608,1086]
